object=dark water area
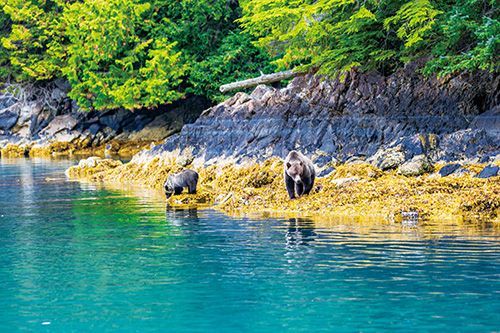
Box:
[0,159,499,332]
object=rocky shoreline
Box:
[151,62,499,166]
[0,80,209,158]
[3,65,499,221]
[66,153,499,222]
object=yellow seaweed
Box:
[65,153,500,222]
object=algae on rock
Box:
[66,154,500,223]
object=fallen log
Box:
[219,70,302,93]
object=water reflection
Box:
[285,218,317,248]
[165,207,200,227]
[0,159,499,332]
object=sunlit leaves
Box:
[241,0,499,76]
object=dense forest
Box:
[0,0,497,111]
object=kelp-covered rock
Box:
[65,156,122,178]
[65,153,500,222]
[149,64,499,165]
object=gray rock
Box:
[88,123,101,135]
[345,155,366,165]
[476,165,499,179]
[450,167,475,177]
[151,66,499,165]
[0,93,17,110]
[313,154,336,167]
[40,114,78,138]
[438,163,461,177]
[397,155,433,176]
[53,130,80,143]
[251,85,275,100]
[369,147,406,170]
[0,110,19,131]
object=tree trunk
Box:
[219,70,302,93]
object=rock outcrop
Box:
[149,62,499,167]
[0,82,209,156]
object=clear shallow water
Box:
[0,159,499,332]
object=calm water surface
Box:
[0,159,499,332]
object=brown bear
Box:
[164,169,199,198]
[284,150,316,199]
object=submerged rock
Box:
[476,165,499,179]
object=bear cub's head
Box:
[164,178,174,198]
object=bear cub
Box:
[164,169,199,198]
[284,151,316,199]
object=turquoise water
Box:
[0,159,499,332]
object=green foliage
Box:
[424,0,499,75]
[0,0,496,111]
[188,31,276,102]
[240,0,498,76]
[1,0,67,80]
[0,11,11,79]
[0,0,273,110]
[63,0,185,110]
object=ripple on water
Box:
[0,159,499,332]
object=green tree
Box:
[63,0,185,110]
[240,0,498,77]
[0,0,274,110]
[1,0,67,80]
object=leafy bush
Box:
[63,0,185,110]
[1,0,67,80]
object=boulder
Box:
[77,156,103,168]
[476,165,499,179]
[368,147,406,170]
[53,130,81,143]
[397,155,433,176]
[40,115,79,138]
[251,85,275,100]
[0,110,19,131]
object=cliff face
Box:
[150,63,499,166]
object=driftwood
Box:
[219,70,302,93]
